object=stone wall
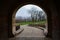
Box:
[0,0,60,40]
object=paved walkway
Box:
[16,25,45,37]
[9,25,46,40]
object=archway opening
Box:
[12,4,48,38]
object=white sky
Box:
[15,4,43,18]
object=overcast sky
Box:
[15,4,43,18]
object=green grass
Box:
[16,20,46,26]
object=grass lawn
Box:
[16,20,46,26]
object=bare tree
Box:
[28,7,43,22]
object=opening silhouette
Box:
[12,4,48,38]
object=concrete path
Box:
[9,25,46,40]
[16,25,45,37]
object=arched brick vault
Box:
[8,0,53,38]
[1,0,60,40]
[0,0,60,40]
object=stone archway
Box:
[12,4,48,36]
[8,0,53,38]
[0,0,60,40]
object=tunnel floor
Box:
[9,25,48,40]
